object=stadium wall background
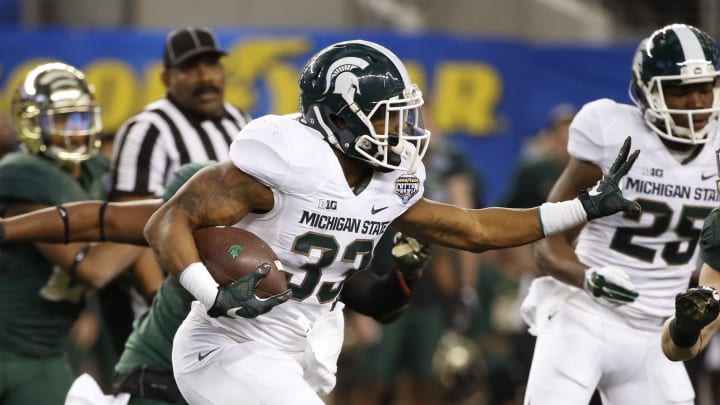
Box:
[0,28,638,204]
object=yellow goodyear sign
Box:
[0,36,504,136]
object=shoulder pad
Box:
[229,115,332,194]
[0,153,88,208]
[163,161,218,201]
[568,98,638,171]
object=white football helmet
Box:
[630,24,720,144]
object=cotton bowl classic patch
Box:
[395,174,420,204]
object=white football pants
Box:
[172,309,325,405]
[523,291,694,405]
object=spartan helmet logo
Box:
[324,57,370,104]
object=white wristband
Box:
[538,199,588,236]
[179,262,219,308]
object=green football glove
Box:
[670,286,720,347]
[578,136,642,220]
[583,266,639,305]
[207,262,291,319]
[391,232,431,278]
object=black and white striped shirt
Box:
[111,97,251,198]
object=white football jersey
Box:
[196,114,426,352]
[570,98,720,321]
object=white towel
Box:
[64,373,131,405]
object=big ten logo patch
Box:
[642,167,664,178]
[317,199,338,210]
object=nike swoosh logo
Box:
[701,173,715,181]
[371,205,389,215]
[198,347,219,361]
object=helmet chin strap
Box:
[310,105,343,150]
[385,149,401,168]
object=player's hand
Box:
[578,136,642,220]
[391,232,431,278]
[675,286,720,333]
[583,265,639,305]
[207,262,291,319]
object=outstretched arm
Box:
[395,199,543,251]
[1,200,162,245]
[395,137,640,254]
[2,200,162,290]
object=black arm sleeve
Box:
[340,269,411,324]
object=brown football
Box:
[193,226,288,298]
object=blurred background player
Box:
[475,102,577,404]
[104,26,252,358]
[523,23,720,405]
[0,62,151,404]
[504,103,576,210]
[0,113,18,159]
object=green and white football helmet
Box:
[11,62,102,164]
[299,40,430,173]
[631,24,720,144]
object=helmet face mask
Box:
[299,40,430,173]
[631,24,720,145]
[354,85,428,172]
[12,62,102,164]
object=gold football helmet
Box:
[11,62,102,164]
[432,330,487,401]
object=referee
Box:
[104,26,252,359]
[111,26,251,198]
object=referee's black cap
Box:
[163,26,227,68]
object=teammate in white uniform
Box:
[143,39,640,405]
[523,23,720,404]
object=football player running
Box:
[523,23,720,405]
[143,39,640,404]
[0,161,432,405]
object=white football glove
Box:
[583,265,639,306]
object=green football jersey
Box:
[115,275,194,373]
[116,161,214,374]
[0,153,109,358]
[701,208,720,271]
